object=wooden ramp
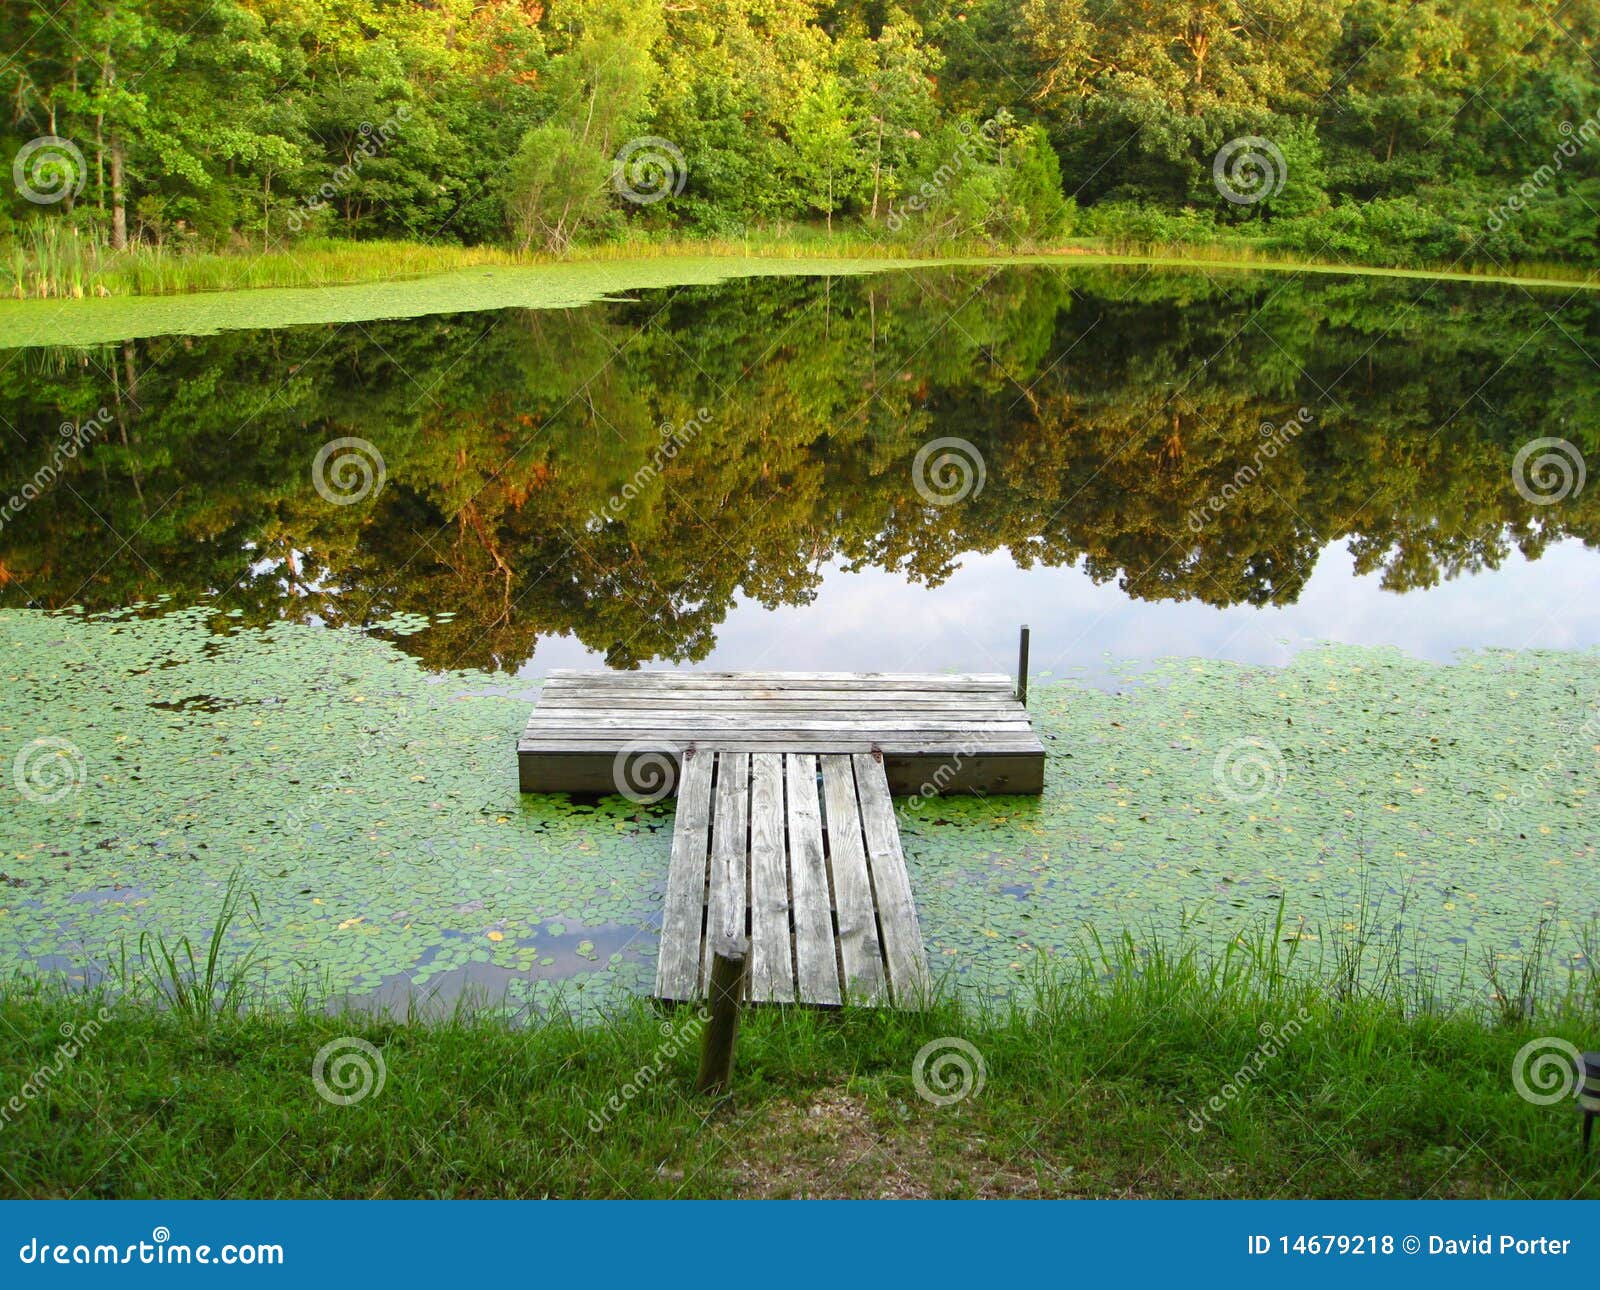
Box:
[655,750,931,1008]
[518,669,1045,795]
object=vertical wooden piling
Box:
[695,936,749,1096]
[1016,624,1031,707]
[1581,1052,1600,1154]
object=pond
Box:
[1,263,1596,1015]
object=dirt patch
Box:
[729,1087,1046,1198]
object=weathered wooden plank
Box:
[524,667,1044,797]
[747,753,794,1004]
[853,753,931,1006]
[819,754,886,1005]
[518,747,1047,796]
[544,672,1004,681]
[701,753,749,993]
[881,751,1047,796]
[654,751,713,1002]
[545,671,1012,690]
[540,680,1018,696]
[520,734,1044,752]
[531,696,1024,711]
[522,715,1035,733]
[785,753,840,1006]
[518,707,1030,717]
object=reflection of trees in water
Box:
[1,268,1596,670]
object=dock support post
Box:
[695,936,749,1096]
[1016,624,1030,707]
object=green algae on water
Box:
[1,607,1595,1012]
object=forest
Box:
[4,0,1600,272]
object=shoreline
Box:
[3,243,1595,351]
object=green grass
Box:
[5,224,1596,304]
[1,229,947,302]
[3,927,1595,1199]
[4,229,525,299]
[4,240,1596,353]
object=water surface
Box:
[2,265,1596,1010]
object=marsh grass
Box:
[124,874,265,1031]
[1092,233,1600,286]
[6,223,1595,301]
[1,911,1594,1199]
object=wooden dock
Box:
[517,668,1046,1008]
[656,750,930,1007]
[518,670,1045,795]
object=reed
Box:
[1,905,1593,1198]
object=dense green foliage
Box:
[4,0,1598,269]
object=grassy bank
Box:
[6,228,1596,303]
[3,932,1594,1200]
[4,240,1597,352]
[3,230,948,301]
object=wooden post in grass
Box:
[695,936,748,1096]
[1581,1052,1600,1154]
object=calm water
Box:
[3,265,1598,672]
[2,265,1597,1012]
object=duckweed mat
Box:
[2,606,1595,1014]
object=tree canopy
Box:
[4,0,1597,264]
